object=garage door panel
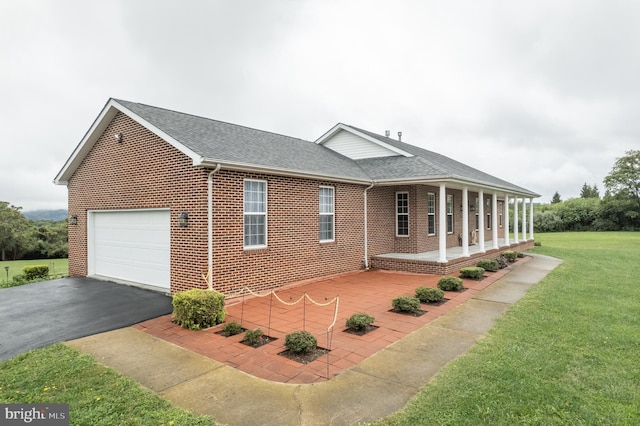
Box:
[90,210,170,289]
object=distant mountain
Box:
[23,209,68,221]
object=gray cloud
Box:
[1,0,639,210]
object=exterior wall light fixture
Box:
[178,212,189,227]
[68,215,78,225]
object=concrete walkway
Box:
[66,253,561,426]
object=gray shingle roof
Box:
[115,99,370,182]
[348,126,537,195]
[113,100,537,196]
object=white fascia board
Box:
[54,99,119,185]
[199,159,371,186]
[315,123,414,158]
[53,99,204,185]
[373,176,540,198]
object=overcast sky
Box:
[2,0,639,212]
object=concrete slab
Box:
[430,298,510,335]
[66,328,223,392]
[161,368,301,426]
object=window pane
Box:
[320,215,334,240]
[428,216,435,235]
[244,214,265,246]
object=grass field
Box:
[377,232,640,425]
[0,258,68,283]
[0,344,214,426]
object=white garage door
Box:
[89,210,170,290]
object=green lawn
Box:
[377,232,640,425]
[0,258,68,283]
[0,344,214,426]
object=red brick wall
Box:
[67,113,365,295]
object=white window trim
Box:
[243,179,268,249]
[446,194,454,234]
[319,185,335,242]
[396,191,409,237]
[499,201,504,228]
[427,192,436,236]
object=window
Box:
[396,192,409,236]
[427,193,436,235]
[475,197,479,231]
[498,201,503,227]
[486,198,492,230]
[446,194,454,234]
[319,186,335,242]
[244,179,267,248]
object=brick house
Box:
[54,99,538,295]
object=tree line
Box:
[535,150,640,232]
[0,201,68,261]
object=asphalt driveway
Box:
[0,277,173,362]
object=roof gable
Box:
[315,124,413,159]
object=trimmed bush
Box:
[221,321,243,336]
[517,251,525,258]
[476,259,499,272]
[460,267,485,280]
[345,313,375,330]
[415,286,445,303]
[284,331,317,354]
[502,251,518,262]
[244,328,264,345]
[437,276,464,291]
[391,296,421,313]
[23,265,49,281]
[172,289,226,330]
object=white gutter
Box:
[206,164,221,290]
[363,182,375,269]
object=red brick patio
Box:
[134,258,529,384]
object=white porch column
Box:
[492,193,499,249]
[529,197,534,241]
[478,190,485,253]
[462,187,470,257]
[514,197,519,243]
[504,194,510,246]
[438,183,448,263]
[522,197,527,241]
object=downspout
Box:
[363,182,375,269]
[207,164,221,290]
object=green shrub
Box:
[415,286,445,303]
[23,265,49,281]
[345,313,375,330]
[476,259,499,272]
[244,328,264,345]
[221,321,243,336]
[517,251,525,258]
[172,289,226,330]
[284,331,317,354]
[437,276,464,291]
[391,296,421,313]
[502,251,518,262]
[460,267,485,280]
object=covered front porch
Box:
[371,239,536,275]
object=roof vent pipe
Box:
[398,131,402,141]
[385,130,390,137]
